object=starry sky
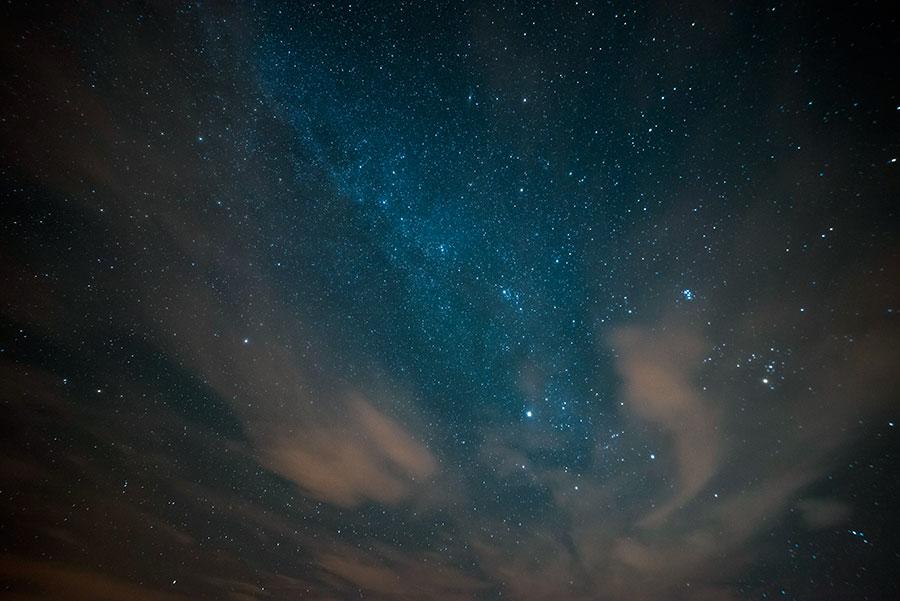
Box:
[1,2,899,600]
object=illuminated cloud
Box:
[609,323,722,526]
[263,397,437,507]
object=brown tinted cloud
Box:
[609,323,722,527]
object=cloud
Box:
[0,556,185,601]
[797,497,851,530]
[319,544,487,601]
[608,322,722,526]
[263,396,437,507]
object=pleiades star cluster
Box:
[1,2,898,600]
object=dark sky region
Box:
[1,2,899,600]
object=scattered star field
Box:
[1,2,899,600]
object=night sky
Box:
[2,2,899,600]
